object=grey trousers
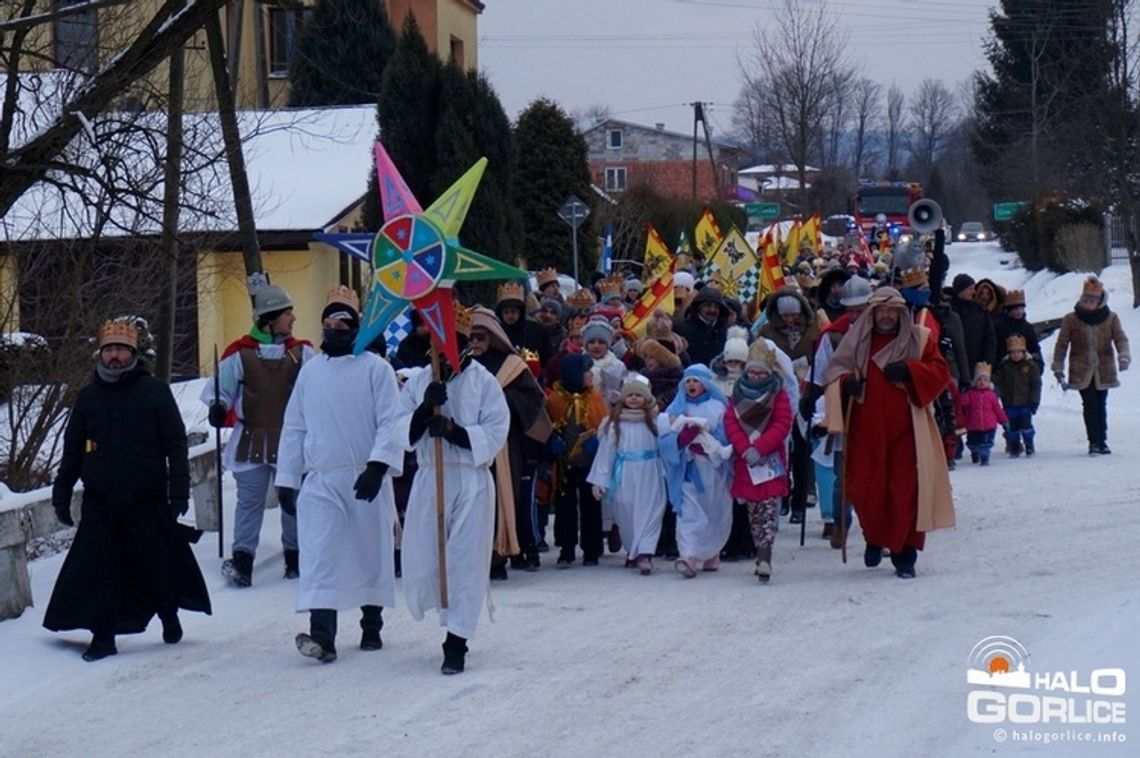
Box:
[232,465,298,557]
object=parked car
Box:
[957,221,989,242]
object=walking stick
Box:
[213,345,224,559]
[798,425,807,547]
[837,369,859,565]
[430,349,449,610]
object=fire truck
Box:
[852,182,923,243]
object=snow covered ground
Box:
[1,244,1137,757]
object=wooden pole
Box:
[430,349,449,609]
[838,369,859,565]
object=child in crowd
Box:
[960,362,1008,466]
[993,334,1041,457]
[724,341,792,582]
[588,378,668,574]
[659,365,733,578]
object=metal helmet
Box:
[839,276,873,307]
[252,284,293,319]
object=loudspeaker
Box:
[907,199,943,233]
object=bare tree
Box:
[885,83,905,178]
[572,103,613,131]
[820,69,855,170]
[738,0,850,210]
[850,77,881,179]
[907,78,959,178]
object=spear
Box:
[214,345,224,559]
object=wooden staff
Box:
[837,368,860,565]
[430,348,449,609]
[213,345,224,559]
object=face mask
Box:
[902,288,931,308]
[321,328,357,356]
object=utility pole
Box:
[690,101,720,200]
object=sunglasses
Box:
[468,332,490,343]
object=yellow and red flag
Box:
[757,224,787,309]
[801,213,822,255]
[694,207,723,260]
[782,217,803,266]
[622,224,674,336]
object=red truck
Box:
[853,182,923,239]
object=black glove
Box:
[423,381,448,409]
[810,425,828,439]
[170,497,190,519]
[277,487,298,516]
[353,461,389,502]
[54,500,74,527]
[428,416,472,449]
[883,361,909,382]
[959,380,972,393]
[842,376,865,402]
[799,386,821,420]
[207,401,227,428]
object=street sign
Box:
[993,201,1028,222]
[558,195,590,229]
[745,201,780,220]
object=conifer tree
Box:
[287,0,397,107]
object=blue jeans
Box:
[1003,405,1036,451]
[232,465,297,557]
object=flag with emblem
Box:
[702,225,759,302]
[782,217,803,265]
[801,213,822,255]
[756,224,787,309]
[694,207,723,259]
[621,224,674,336]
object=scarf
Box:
[822,305,923,390]
[1075,304,1111,326]
[732,374,781,436]
[96,356,138,384]
[320,328,357,356]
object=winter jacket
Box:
[724,391,792,502]
[756,287,822,363]
[959,387,1008,433]
[52,364,189,509]
[1051,306,1131,390]
[929,301,971,383]
[993,356,1042,409]
[674,288,730,366]
[951,297,997,368]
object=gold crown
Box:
[326,284,360,312]
[535,267,559,288]
[1004,289,1026,308]
[674,253,693,271]
[454,303,472,337]
[566,288,596,311]
[497,281,525,306]
[704,271,726,292]
[98,319,138,350]
[1006,334,1027,351]
[747,338,777,369]
[595,273,625,300]
[899,267,928,289]
[522,348,540,363]
[974,361,992,379]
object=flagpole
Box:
[430,348,449,610]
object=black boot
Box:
[490,553,508,581]
[441,632,468,675]
[890,546,918,579]
[297,609,337,663]
[82,632,117,662]
[159,610,182,644]
[360,605,383,651]
[864,544,883,568]
[222,550,253,588]
[283,549,299,580]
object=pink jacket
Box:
[724,390,792,502]
[959,387,1008,432]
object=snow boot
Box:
[979,455,990,466]
[82,633,117,662]
[222,550,253,588]
[360,605,383,651]
[891,546,918,579]
[970,451,979,464]
[821,523,834,540]
[864,544,883,568]
[360,630,383,651]
[1008,441,1022,458]
[159,610,182,644]
[1024,441,1035,457]
[441,632,468,675]
[295,633,337,663]
[754,546,772,583]
[283,549,299,580]
[490,556,508,581]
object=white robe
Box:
[276,352,403,612]
[668,398,732,562]
[396,361,510,640]
[587,415,668,558]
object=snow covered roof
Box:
[739,163,820,176]
[1,76,377,243]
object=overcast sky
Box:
[479,0,995,135]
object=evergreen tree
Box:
[972,0,1118,200]
[512,98,595,279]
[287,0,397,107]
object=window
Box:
[605,167,627,192]
[54,0,98,73]
[268,8,310,77]
[608,129,622,149]
[449,36,465,68]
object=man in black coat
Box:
[674,286,729,367]
[949,274,997,378]
[44,319,211,661]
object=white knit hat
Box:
[722,326,748,363]
[674,271,695,291]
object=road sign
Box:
[993,202,1028,222]
[558,195,590,230]
[745,201,780,220]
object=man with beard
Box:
[276,287,403,663]
[495,282,551,368]
[397,305,511,674]
[535,299,567,375]
[45,319,211,661]
[823,287,955,579]
[203,284,314,587]
[674,286,730,367]
[469,308,551,576]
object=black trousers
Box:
[789,424,812,513]
[554,467,602,559]
[309,605,383,652]
[1078,386,1108,445]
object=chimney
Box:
[655,123,665,131]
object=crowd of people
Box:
[42,229,1130,674]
